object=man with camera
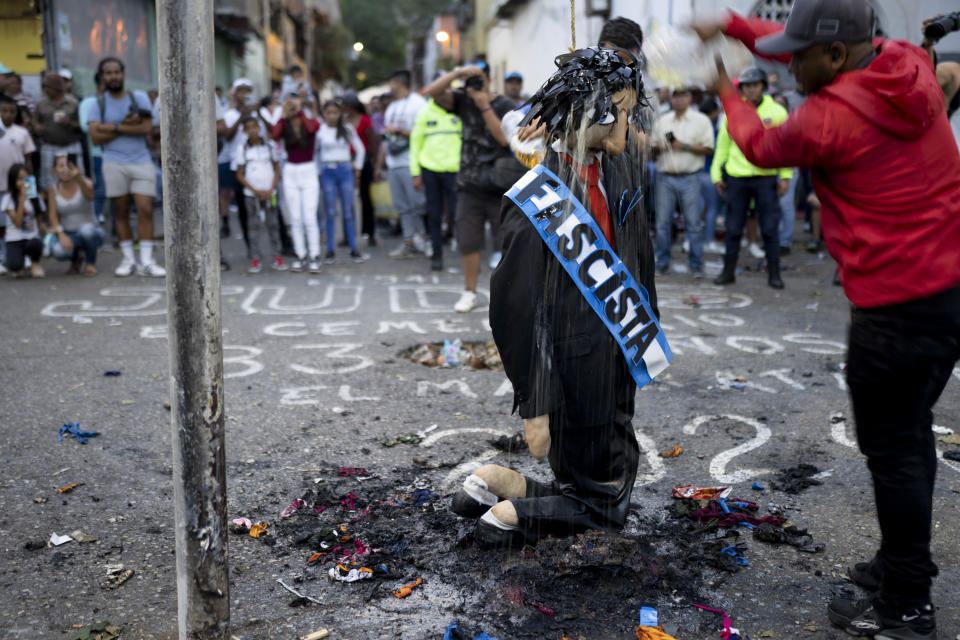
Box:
[694,0,960,636]
[88,56,164,277]
[921,12,960,149]
[425,61,516,313]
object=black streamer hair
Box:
[520,46,648,139]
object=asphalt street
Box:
[1,232,958,640]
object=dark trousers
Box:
[421,168,457,258]
[5,237,42,271]
[723,175,781,265]
[359,158,375,238]
[847,284,960,605]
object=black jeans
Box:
[359,158,375,238]
[421,168,457,258]
[847,284,960,604]
[5,237,42,271]
[724,175,782,265]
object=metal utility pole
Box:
[39,0,61,71]
[156,0,230,638]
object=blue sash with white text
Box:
[506,164,672,389]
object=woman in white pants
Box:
[270,93,321,273]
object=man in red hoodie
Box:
[695,1,960,638]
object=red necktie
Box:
[562,154,616,250]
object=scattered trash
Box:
[70,530,98,543]
[297,630,330,640]
[672,485,731,500]
[103,565,134,588]
[751,483,764,491]
[58,482,84,493]
[120,400,135,405]
[937,434,960,446]
[103,371,121,377]
[444,622,500,640]
[770,464,823,494]
[337,467,374,478]
[249,522,269,538]
[410,489,437,506]
[635,626,679,640]
[639,606,659,626]
[391,576,422,598]
[281,499,306,518]
[682,294,700,307]
[944,450,960,462]
[49,532,73,546]
[34,496,48,503]
[659,446,683,458]
[277,578,322,605]
[381,432,424,447]
[230,518,253,533]
[754,522,824,553]
[69,621,121,640]
[730,383,746,391]
[527,600,554,616]
[692,603,733,639]
[720,543,749,566]
[932,425,954,435]
[58,423,100,444]
[328,563,374,583]
[404,341,502,369]
[489,432,527,453]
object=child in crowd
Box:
[2,164,43,277]
[0,94,35,172]
[316,100,366,263]
[235,116,284,273]
[46,154,103,275]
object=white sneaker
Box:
[488,251,502,270]
[114,257,138,277]
[424,244,434,258]
[412,233,426,254]
[290,259,304,272]
[704,240,725,254]
[748,242,765,259]
[389,242,417,259]
[454,290,478,313]
[308,259,322,274]
[139,261,166,277]
[681,240,690,253]
[0,263,7,275]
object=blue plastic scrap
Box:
[103,371,121,376]
[639,606,659,626]
[58,422,100,444]
[751,483,764,490]
[721,545,749,566]
[443,622,499,640]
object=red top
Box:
[721,13,960,308]
[270,112,320,164]
[354,114,373,152]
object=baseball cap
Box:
[505,71,523,82]
[0,62,12,74]
[58,68,72,80]
[231,77,253,91]
[755,0,875,56]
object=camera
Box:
[465,74,484,91]
[925,12,960,43]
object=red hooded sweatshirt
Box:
[721,13,960,308]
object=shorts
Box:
[103,161,157,198]
[218,162,235,191]
[456,189,502,254]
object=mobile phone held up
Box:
[25,175,38,199]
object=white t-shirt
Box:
[315,123,365,170]
[1,192,38,242]
[4,124,36,158]
[233,141,279,197]
[217,107,242,165]
[653,109,715,174]
[383,92,426,169]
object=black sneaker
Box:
[324,250,336,264]
[848,557,882,591]
[431,256,443,272]
[450,490,489,519]
[828,597,935,639]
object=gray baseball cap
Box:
[755,0,875,55]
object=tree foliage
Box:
[339,0,451,88]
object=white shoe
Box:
[114,257,138,277]
[412,233,426,254]
[308,259,322,274]
[0,263,7,275]
[704,240,725,254]
[389,242,417,259]
[424,244,433,258]
[139,261,166,277]
[290,259,304,272]
[454,290,478,313]
[681,240,690,253]
[488,251,502,270]
[748,242,765,259]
